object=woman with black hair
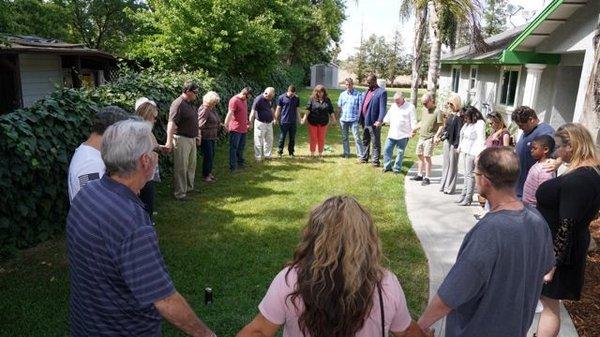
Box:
[456,107,486,206]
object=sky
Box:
[338,0,549,60]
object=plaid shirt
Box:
[337,89,363,122]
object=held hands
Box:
[544,267,556,284]
[542,158,561,173]
[373,120,382,128]
[424,328,435,337]
[159,144,173,154]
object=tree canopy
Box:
[126,0,345,77]
[1,0,345,78]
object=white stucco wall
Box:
[19,53,62,107]
[535,2,599,124]
[548,65,583,129]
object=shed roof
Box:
[0,35,115,60]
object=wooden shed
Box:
[0,35,117,114]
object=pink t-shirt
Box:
[523,161,556,206]
[259,267,412,337]
[228,95,249,133]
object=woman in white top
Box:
[456,107,486,206]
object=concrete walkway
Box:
[405,155,578,337]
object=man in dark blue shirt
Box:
[250,87,275,161]
[67,120,215,337]
[275,85,300,157]
[511,106,556,198]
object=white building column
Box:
[522,63,547,118]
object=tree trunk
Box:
[410,6,428,106]
[583,22,600,145]
[426,0,442,99]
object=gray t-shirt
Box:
[438,206,555,337]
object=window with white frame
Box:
[499,67,520,107]
[469,66,478,91]
[451,66,461,93]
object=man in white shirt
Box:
[382,92,417,174]
[67,106,130,202]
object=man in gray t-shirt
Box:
[418,147,555,337]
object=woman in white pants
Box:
[456,107,486,206]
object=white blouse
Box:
[459,119,486,157]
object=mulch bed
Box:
[564,216,600,337]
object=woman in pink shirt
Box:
[237,196,429,337]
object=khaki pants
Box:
[173,135,197,199]
[254,120,273,160]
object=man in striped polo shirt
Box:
[67,120,215,337]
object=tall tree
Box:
[583,22,600,145]
[0,0,71,42]
[482,0,509,37]
[425,0,483,99]
[64,0,144,52]
[400,0,428,106]
[128,0,344,77]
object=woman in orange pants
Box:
[302,84,335,157]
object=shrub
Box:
[0,66,303,257]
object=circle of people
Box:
[66,75,600,337]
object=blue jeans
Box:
[340,121,364,157]
[229,132,246,170]
[383,137,409,172]
[277,123,297,155]
[200,139,216,177]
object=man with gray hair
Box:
[418,147,555,337]
[382,91,417,174]
[411,93,444,185]
[67,119,215,337]
[67,105,129,202]
[249,87,276,161]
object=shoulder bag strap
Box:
[378,284,385,337]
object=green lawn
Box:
[0,88,429,337]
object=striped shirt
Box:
[67,175,175,337]
[337,89,363,122]
[522,161,556,206]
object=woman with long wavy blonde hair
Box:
[238,196,428,337]
[534,123,600,337]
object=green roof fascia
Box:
[500,50,561,64]
[506,0,563,51]
[441,59,501,65]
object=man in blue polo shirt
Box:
[275,85,301,157]
[67,120,215,337]
[511,106,555,198]
[337,77,364,158]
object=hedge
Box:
[0,66,303,257]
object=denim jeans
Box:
[277,123,297,155]
[383,137,409,172]
[229,132,246,170]
[340,121,364,157]
[200,139,216,177]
